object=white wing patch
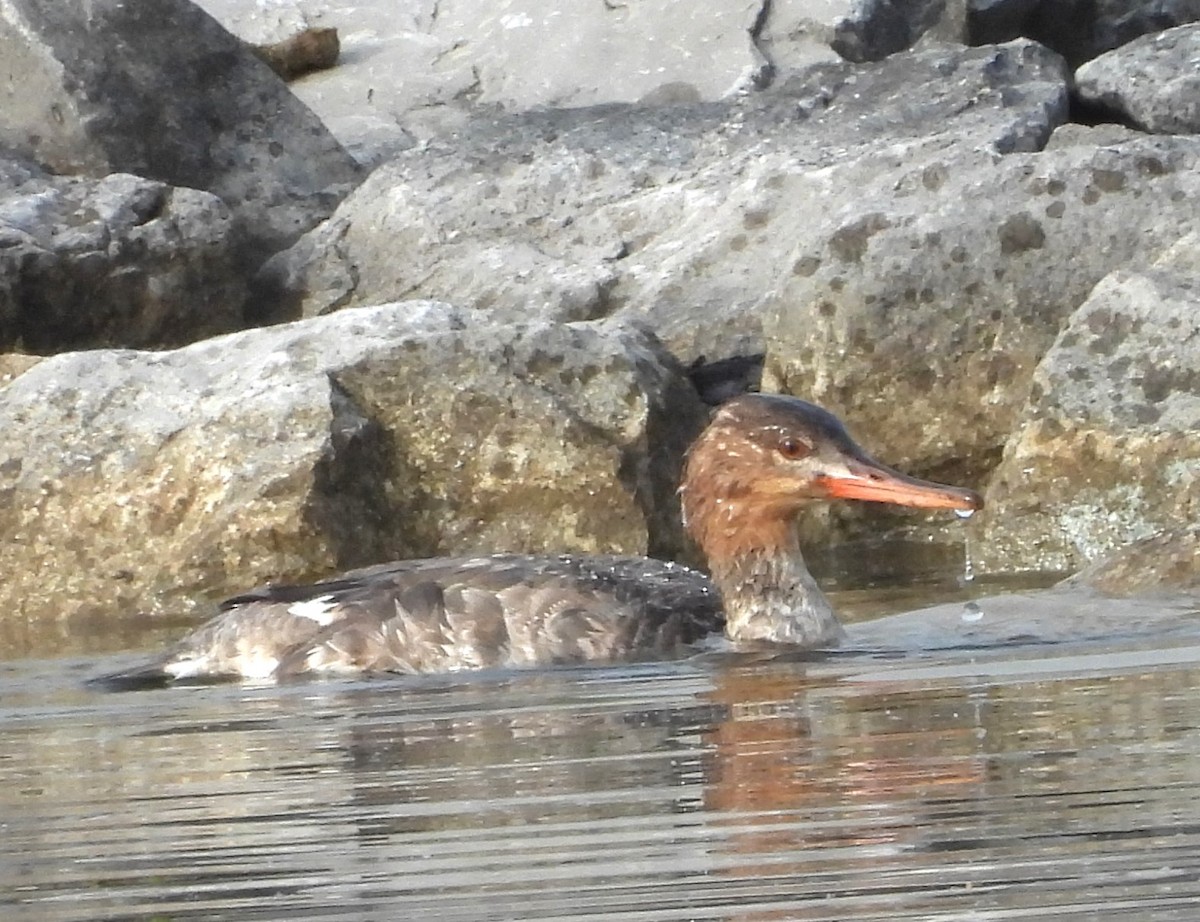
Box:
[287,594,339,625]
[163,656,211,680]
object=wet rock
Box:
[976,233,1200,572]
[0,164,245,352]
[1060,526,1200,596]
[0,303,707,621]
[1075,23,1200,133]
[258,40,1069,364]
[0,0,362,267]
[853,586,1200,651]
[764,134,1200,492]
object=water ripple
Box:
[4,616,1200,920]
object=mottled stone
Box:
[977,234,1200,572]
[1076,23,1200,133]
[765,136,1200,495]
[0,0,362,266]
[0,303,707,621]
[259,41,1069,366]
[0,165,245,352]
[1043,123,1144,150]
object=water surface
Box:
[3,577,1200,921]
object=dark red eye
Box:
[777,436,809,460]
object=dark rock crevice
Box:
[304,374,403,572]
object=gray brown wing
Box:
[154,601,336,680]
[279,555,722,676]
[156,554,721,679]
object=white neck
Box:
[713,547,844,647]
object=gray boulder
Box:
[826,0,969,62]
[258,40,1070,365]
[1042,122,1145,149]
[1075,23,1200,133]
[0,0,362,267]
[975,233,1200,573]
[193,0,968,159]
[0,162,246,352]
[764,135,1200,494]
[0,303,707,621]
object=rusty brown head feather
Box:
[679,394,982,574]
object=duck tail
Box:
[86,659,173,692]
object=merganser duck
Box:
[107,394,981,683]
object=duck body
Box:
[107,394,982,685]
[154,554,722,680]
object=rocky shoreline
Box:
[1,0,1197,623]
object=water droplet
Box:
[954,508,975,520]
[961,601,983,623]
